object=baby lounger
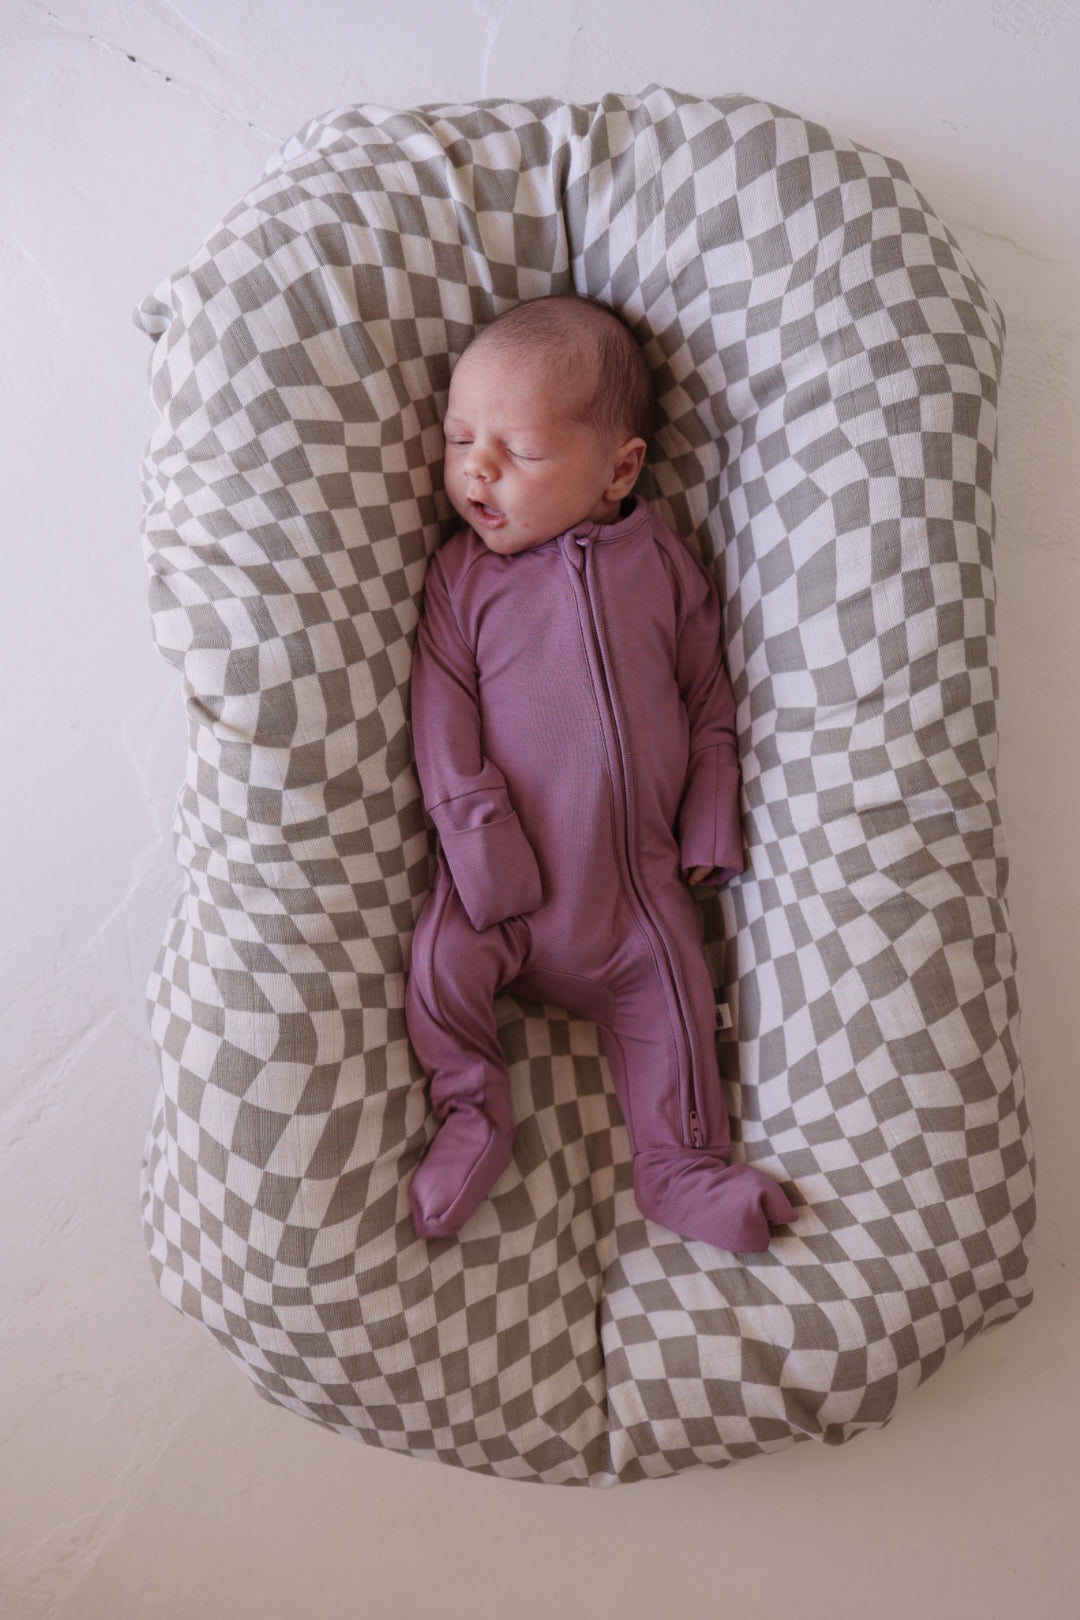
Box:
[135,88,1035,1485]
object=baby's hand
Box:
[687,866,712,886]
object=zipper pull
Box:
[689,1109,704,1148]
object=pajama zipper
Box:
[577,542,705,1151]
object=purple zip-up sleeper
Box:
[405,494,798,1251]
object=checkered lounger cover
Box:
[134,88,1035,1486]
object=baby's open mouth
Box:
[469,499,506,528]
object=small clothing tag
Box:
[715,1001,733,1031]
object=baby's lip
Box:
[469,497,506,528]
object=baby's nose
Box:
[464,444,496,480]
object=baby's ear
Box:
[610,436,647,495]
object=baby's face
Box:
[442,344,637,555]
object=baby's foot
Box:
[410,1106,514,1239]
[632,1148,797,1253]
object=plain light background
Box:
[2,2,1077,1616]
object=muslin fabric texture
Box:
[134,88,1035,1485]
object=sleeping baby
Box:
[405,294,797,1252]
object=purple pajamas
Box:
[405,496,796,1251]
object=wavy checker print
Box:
[135,88,1034,1485]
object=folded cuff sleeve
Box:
[431,797,543,931]
[677,746,745,887]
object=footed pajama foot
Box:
[410,1105,514,1239]
[633,1148,797,1253]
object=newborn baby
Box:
[405,294,797,1252]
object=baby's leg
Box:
[405,881,530,1239]
[600,946,796,1254]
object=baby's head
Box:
[442,295,654,555]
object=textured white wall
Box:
[2,1,1077,1615]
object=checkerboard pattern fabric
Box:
[134,88,1034,1485]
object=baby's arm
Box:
[410,550,543,931]
[665,529,746,888]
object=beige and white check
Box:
[134,88,1034,1485]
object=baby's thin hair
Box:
[468,294,655,444]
